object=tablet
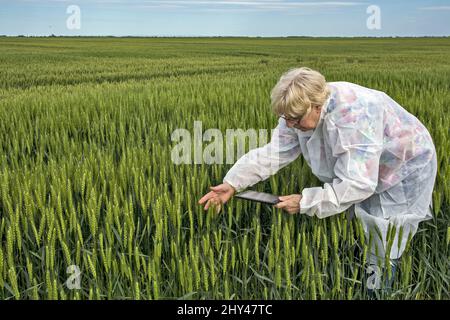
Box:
[235,190,280,205]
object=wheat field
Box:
[0,37,449,300]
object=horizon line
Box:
[2,35,450,38]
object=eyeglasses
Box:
[280,105,321,123]
[280,114,303,123]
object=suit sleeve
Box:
[223,118,301,192]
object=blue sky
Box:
[0,0,449,36]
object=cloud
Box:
[11,0,367,13]
[419,6,450,11]
[135,4,187,9]
[14,0,366,7]
[131,1,367,12]
[137,1,366,7]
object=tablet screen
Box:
[235,190,280,205]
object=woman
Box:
[198,67,437,294]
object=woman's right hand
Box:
[198,182,236,213]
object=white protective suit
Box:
[223,81,437,260]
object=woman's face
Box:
[284,105,322,131]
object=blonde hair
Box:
[271,67,330,118]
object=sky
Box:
[0,0,449,37]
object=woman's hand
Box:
[274,194,302,214]
[198,182,236,214]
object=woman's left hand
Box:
[274,194,302,214]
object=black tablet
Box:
[235,190,280,205]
